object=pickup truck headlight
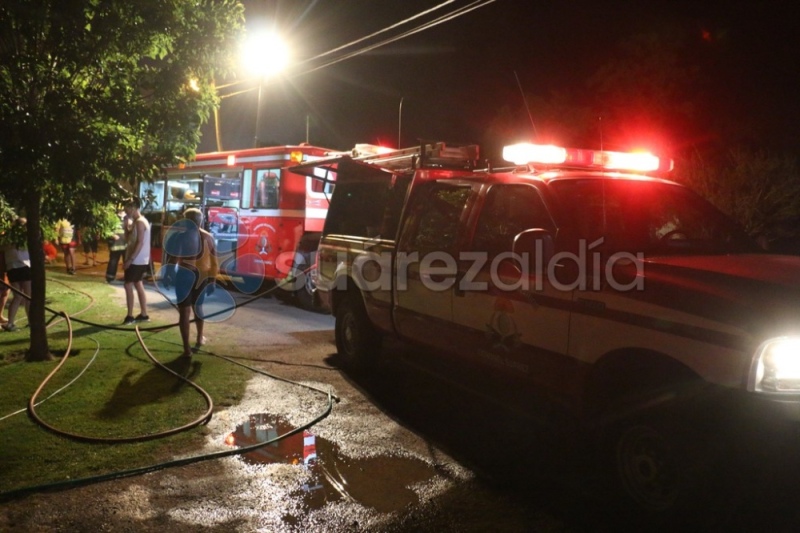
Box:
[749,337,800,393]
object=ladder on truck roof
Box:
[346,141,480,172]
[289,141,481,185]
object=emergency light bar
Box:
[503,143,673,173]
[352,144,396,157]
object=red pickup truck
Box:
[295,141,800,521]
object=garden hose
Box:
[0,266,338,502]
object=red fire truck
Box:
[139,144,335,308]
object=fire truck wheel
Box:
[295,267,319,311]
[288,252,324,311]
[335,293,382,369]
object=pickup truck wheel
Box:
[335,294,381,368]
[615,419,685,513]
[603,404,732,527]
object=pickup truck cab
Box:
[294,141,800,519]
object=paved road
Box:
[5,261,800,531]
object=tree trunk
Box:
[24,192,52,362]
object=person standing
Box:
[105,210,128,283]
[0,245,9,324]
[167,208,218,357]
[122,198,151,325]
[55,218,77,274]
[80,226,100,266]
[2,218,31,332]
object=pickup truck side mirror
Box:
[512,229,554,271]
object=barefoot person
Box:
[166,208,218,357]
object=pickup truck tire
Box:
[335,293,382,369]
[603,399,731,527]
[614,415,692,513]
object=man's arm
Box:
[123,219,145,267]
[207,233,219,278]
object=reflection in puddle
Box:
[225,413,436,513]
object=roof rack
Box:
[326,141,480,172]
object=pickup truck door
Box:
[451,183,572,391]
[394,180,476,351]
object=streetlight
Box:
[242,31,290,148]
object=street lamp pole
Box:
[254,80,263,148]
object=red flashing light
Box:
[503,143,672,173]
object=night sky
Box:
[199,0,799,161]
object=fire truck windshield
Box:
[549,178,760,256]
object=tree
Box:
[673,149,800,246]
[0,1,244,361]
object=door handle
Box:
[576,297,606,312]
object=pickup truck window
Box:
[471,184,554,257]
[324,175,411,239]
[550,178,758,255]
[400,182,472,255]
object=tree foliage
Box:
[673,150,800,246]
[585,31,705,153]
[0,0,244,360]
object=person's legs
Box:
[134,279,148,318]
[106,250,119,281]
[124,281,135,318]
[5,281,22,327]
[193,285,208,350]
[179,305,192,356]
[0,286,8,323]
[60,244,68,272]
[195,314,205,349]
[69,247,76,271]
[19,280,30,319]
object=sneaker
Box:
[134,314,150,323]
[122,315,136,325]
[2,323,18,332]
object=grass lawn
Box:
[0,268,251,496]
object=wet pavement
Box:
[4,265,800,531]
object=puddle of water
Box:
[225,413,436,513]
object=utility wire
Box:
[217,0,496,96]
[295,0,496,77]
[304,0,459,61]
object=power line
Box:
[294,0,496,77]
[306,0,459,61]
[217,0,497,97]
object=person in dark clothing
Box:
[105,210,129,283]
